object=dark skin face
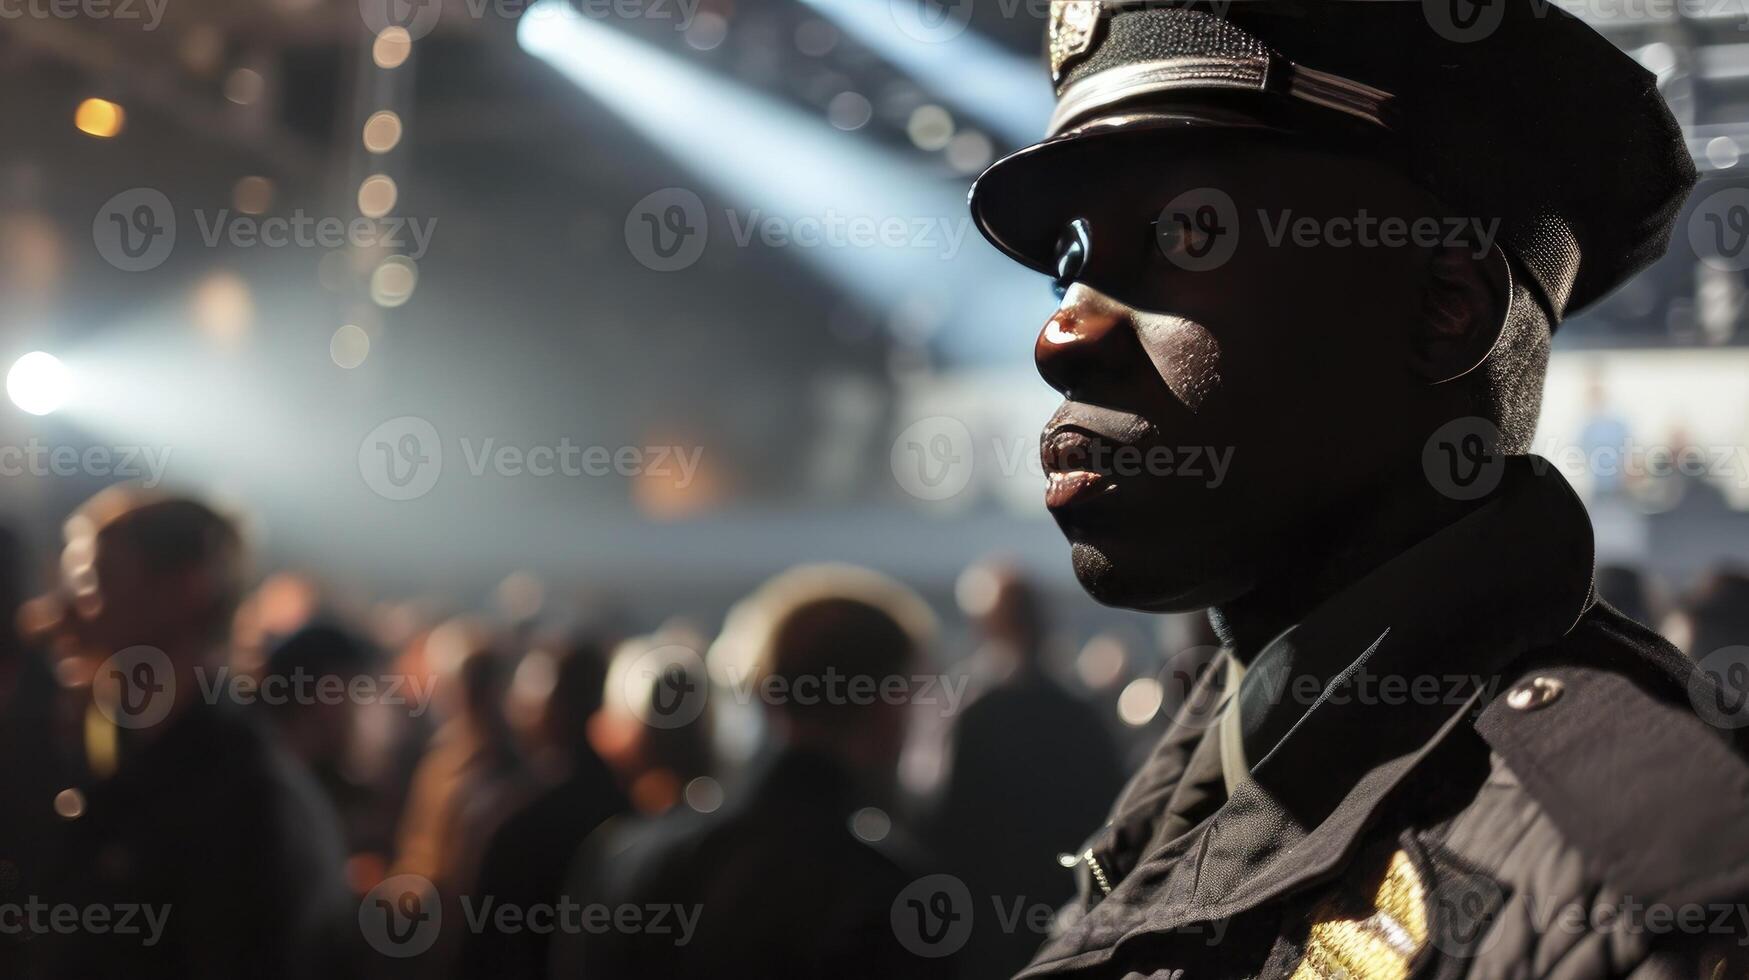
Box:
[1033,130,1508,645]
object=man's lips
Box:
[1045,469,1110,509]
[1045,401,1156,446]
[1042,404,1154,509]
[1042,429,1109,508]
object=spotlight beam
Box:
[795,0,1054,146]
[518,1,1047,363]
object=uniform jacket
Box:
[1020,459,1749,980]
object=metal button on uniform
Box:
[1506,676,1564,711]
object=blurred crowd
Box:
[0,484,1743,979]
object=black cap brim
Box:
[969,102,1361,277]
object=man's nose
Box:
[1035,283,1137,396]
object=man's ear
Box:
[1412,243,1511,384]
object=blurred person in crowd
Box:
[0,522,58,978]
[555,566,954,979]
[1665,567,1749,661]
[1641,424,1732,516]
[392,619,524,896]
[588,627,715,815]
[259,621,388,862]
[24,487,350,980]
[931,561,1123,980]
[1577,368,1632,499]
[1595,564,1656,628]
[968,3,1748,977]
[457,636,627,980]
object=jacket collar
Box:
[1023,457,1596,976]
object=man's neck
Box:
[1211,477,1484,663]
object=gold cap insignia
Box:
[1049,1,1106,85]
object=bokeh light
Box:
[7,351,71,416]
[74,98,125,138]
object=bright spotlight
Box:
[8,351,71,416]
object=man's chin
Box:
[1068,539,1246,613]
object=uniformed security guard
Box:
[968,2,1749,978]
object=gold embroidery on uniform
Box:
[1289,850,1429,980]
